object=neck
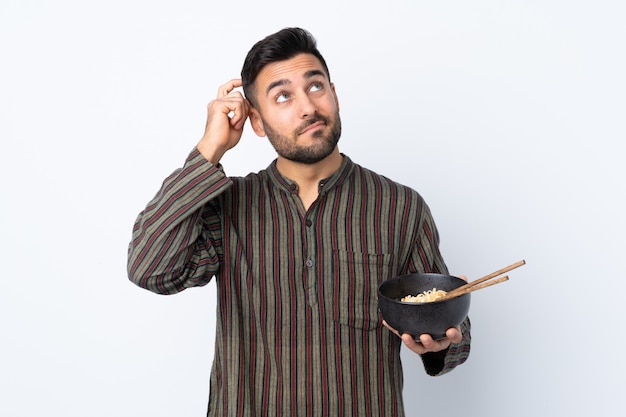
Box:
[276,148,342,185]
[276,148,343,210]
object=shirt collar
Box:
[266,154,355,195]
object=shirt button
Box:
[305,219,312,227]
[305,259,314,268]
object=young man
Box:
[128,27,471,417]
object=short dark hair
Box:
[241,27,331,107]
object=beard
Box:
[262,111,342,164]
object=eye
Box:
[275,91,290,103]
[309,82,323,92]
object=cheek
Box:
[271,111,296,130]
[318,96,339,115]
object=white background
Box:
[2,1,625,416]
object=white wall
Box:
[2,1,624,416]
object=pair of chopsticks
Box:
[440,259,526,301]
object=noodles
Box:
[401,288,447,303]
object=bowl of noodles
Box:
[377,273,470,340]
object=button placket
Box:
[303,209,318,306]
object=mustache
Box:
[297,114,329,134]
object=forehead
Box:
[256,53,328,94]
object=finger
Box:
[420,333,451,352]
[402,334,427,354]
[218,78,243,98]
[228,100,250,130]
[445,327,463,344]
[383,321,429,354]
[419,333,436,350]
[382,320,401,338]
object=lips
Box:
[298,118,327,135]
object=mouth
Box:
[298,120,326,136]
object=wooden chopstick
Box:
[442,259,525,300]
[440,275,509,300]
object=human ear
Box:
[249,108,266,137]
[331,83,340,111]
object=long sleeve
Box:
[127,148,231,294]
[406,199,472,376]
[126,153,469,415]
[421,317,471,376]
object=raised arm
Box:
[197,78,251,166]
[128,79,250,294]
[127,149,231,294]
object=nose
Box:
[298,94,317,119]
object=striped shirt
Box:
[128,148,471,417]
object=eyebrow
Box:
[265,69,326,96]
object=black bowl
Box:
[378,273,470,340]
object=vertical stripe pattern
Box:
[127,148,471,416]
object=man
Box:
[128,27,470,416]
